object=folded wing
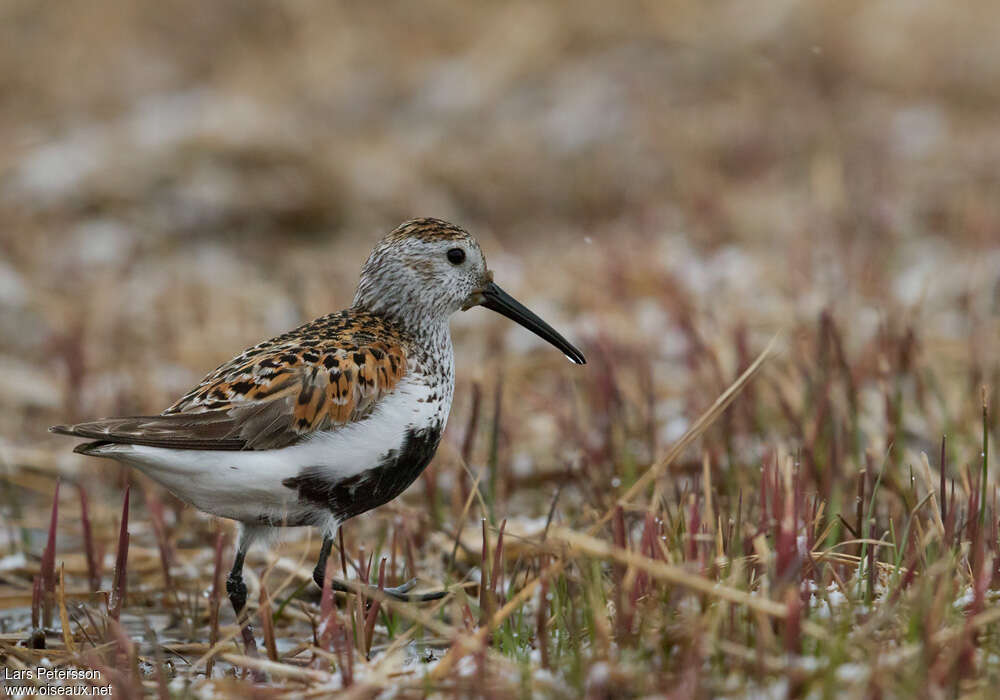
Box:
[52,329,408,451]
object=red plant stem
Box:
[423,461,439,528]
[759,460,769,531]
[77,483,101,591]
[940,436,948,523]
[207,528,225,678]
[489,519,507,597]
[339,527,349,578]
[326,567,353,688]
[108,619,135,686]
[856,467,866,560]
[405,529,418,581]
[460,382,483,504]
[318,558,333,647]
[537,573,550,669]
[479,519,492,626]
[488,373,504,507]
[784,586,802,654]
[321,551,352,686]
[145,489,174,590]
[635,512,657,596]
[363,558,387,656]
[31,575,42,629]
[980,388,990,528]
[340,612,354,686]
[110,486,130,622]
[40,479,61,626]
[686,497,700,562]
[360,549,373,584]
[389,521,399,586]
[259,585,278,661]
[613,506,632,640]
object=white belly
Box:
[101,376,449,524]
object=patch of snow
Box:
[835,662,870,683]
[635,298,669,337]
[0,552,27,571]
[717,678,789,700]
[586,660,610,686]
[891,105,946,160]
[660,415,689,444]
[954,586,975,609]
[0,357,62,409]
[415,59,489,115]
[16,127,108,199]
[0,261,27,307]
[456,654,478,678]
[543,67,625,155]
[512,452,535,477]
[69,219,134,266]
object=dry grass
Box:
[2,1,1000,698]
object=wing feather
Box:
[52,312,410,451]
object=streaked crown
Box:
[352,218,490,330]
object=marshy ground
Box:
[1,2,999,697]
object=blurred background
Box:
[3,0,1000,535]
[3,0,1000,521]
[1,0,1000,694]
[3,0,998,440]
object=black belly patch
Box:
[281,423,442,523]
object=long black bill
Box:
[476,282,586,365]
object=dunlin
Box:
[51,218,585,621]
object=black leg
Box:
[226,545,249,618]
[312,535,333,589]
[311,533,447,602]
[227,526,264,681]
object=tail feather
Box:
[47,414,246,451]
[72,440,115,456]
[50,425,118,457]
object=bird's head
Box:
[353,218,585,364]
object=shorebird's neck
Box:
[352,300,448,340]
[376,309,454,425]
[407,314,454,363]
[350,302,454,375]
[410,319,455,393]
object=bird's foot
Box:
[382,577,448,602]
[313,572,447,602]
[226,573,265,681]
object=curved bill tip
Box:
[474,282,586,365]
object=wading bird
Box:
[52,218,585,623]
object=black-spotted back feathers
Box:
[52,311,410,451]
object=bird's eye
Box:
[447,248,466,265]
